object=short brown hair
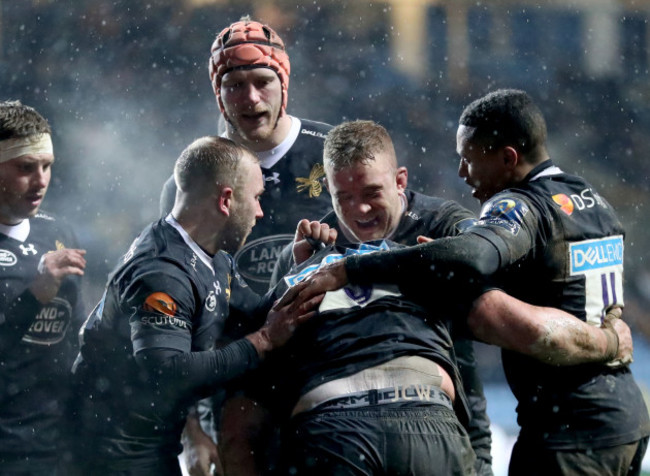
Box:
[174,136,256,194]
[0,100,51,141]
[324,120,396,172]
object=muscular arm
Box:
[467,290,626,365]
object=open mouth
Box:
[240,111,267,123]
[355,217,380,230]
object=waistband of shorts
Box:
[302,385,453,414]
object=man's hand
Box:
[246,295,324,358]
[275,259,349,311]
[29,248,86,304]
[602,307,633,365]
[182,413,222,476]
[292,219,337,265]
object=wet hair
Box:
[174,136,256,194]
[324,120,396,172]
[459,89,547,163]
[0,100,51,141]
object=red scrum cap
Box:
[209,20,291,117]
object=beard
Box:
[220,212,252,255]
[225,107,282,145]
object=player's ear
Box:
[218,187,234,217]
[503,146,519,170]
[395,166,408,192]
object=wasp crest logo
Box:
[296,163,325,198]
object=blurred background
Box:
[2,0,649,473]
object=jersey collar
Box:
[256,115,301,169]
[526,159,563,183]
[0,219,30,242]
[164,214,215,275]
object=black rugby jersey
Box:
[271,190,492,466]
[159,118,333,294]
[468,161,650,449]
[0,212,84,466]
[259,240,471,427]
[73,218,261,467]
[347,161,650,450]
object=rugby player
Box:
[221,120,633,475]
[72,137,321,476]
[281,92,649,475]
[0,100,86,474]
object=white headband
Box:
[0,133,53,163]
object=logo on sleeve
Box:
[479,198,529,235]
[295,163,325,198]
[143,292,177,316]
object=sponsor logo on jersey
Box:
[234,234,294,284]
[143,292,177,316]
[478,198,529,235]
[301,128,327,139]
[552,188,608,216]
[22,297,72,345]
[570,235,624,274]
[141,314,189,329]
[295,163,325,198]
[205,281,223,312]
[19,243,38,255]
[264,172,280,185]
[552,194,574,215]
[0,249,17,266]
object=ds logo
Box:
[553,188,607,216]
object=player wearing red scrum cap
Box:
[160,18,333,295]
[161,19,493,476]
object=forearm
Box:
[136,338,260,398]
[468,291,614,366]
[345,233,500,289]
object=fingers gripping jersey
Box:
[257,240,472,427]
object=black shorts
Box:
[509,436,649,476]
[279,402,476,476]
